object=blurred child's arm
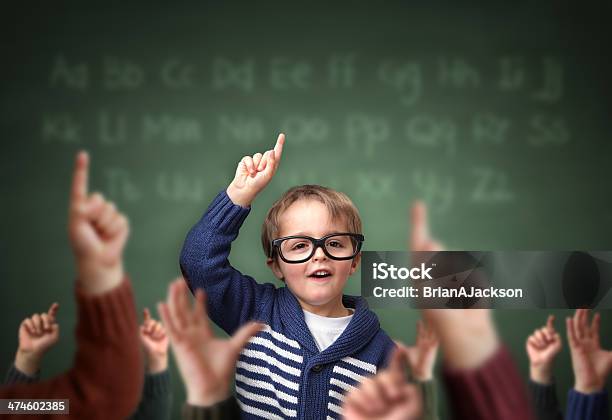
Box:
[412,201,534,420]
[403,319,440,420]
[405,319,439,382]
[526,315,562,385]
[6,303,61,384]
[566,388,609,420]
[139,308,169,374]
[417,380,439,420]
[181,397,241,419]
[411,202,499,370]
[525,315,563,420]
[179,134,284,334]
[4,364,40,385]
[566,309,612,395]
[129,371,172,420]
[342,346,423,420]
[158,279,262,413]
[129,309,172,420]
[528,381,563,420]
[0,152,143,420]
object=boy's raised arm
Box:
[179,134,285,334]
[226,133,285,207]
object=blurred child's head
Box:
[262,185,363,315]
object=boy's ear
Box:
[267,257,285,281]
[349,252,361,275]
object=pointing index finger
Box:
[71,151,89,203]
[47,303,60,319]
[410,201,429,250]
[273,133,285,161]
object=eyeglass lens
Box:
[279,235,359,261]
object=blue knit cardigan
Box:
[179,190,395,420]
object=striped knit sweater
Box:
[179,190,396,420]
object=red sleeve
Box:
[442,345,535,420]
[0,279,143,420]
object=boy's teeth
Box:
[312,270,330,277]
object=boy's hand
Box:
[404,320,439,381]
[139,308,169,374]
[567,309,612,394]
[15,303,60,375]
[68,151,129,294]
[226,133,285,207]
[342,345,423,420]
[158,278,263,406]
[526,315,562,385]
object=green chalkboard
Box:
[1,1,611,418]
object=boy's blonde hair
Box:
[261,185,362,258]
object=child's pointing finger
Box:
[274,133,285,161]
[410,201,429,250]
[70,151,89,204]
[47,302,60,320]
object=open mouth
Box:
[308,270,332,279]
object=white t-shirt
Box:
[303,308,354,351]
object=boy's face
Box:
[267,198,360,315]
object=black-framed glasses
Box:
[271,233,364,264]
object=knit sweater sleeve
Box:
[418,379,439,420]
[4,364,40,385]
[442,345,535,420]
[179,190,275,335]
[181,397,241,420]
[528,380,563,420]
[0,279,143,420]
[566,388,609,420]
[129,370,173,420]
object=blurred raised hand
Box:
[68,151,129,294]
[404,319,439,381]
[567,309,612,394]
[158,279,262,406]
[139,308,169,374]
[15,303,60,375]
[410,200,498,369]
[526,315,562,385]
[410,201,443,253]
[342,345,422,420]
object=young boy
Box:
[179,134,396,419]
